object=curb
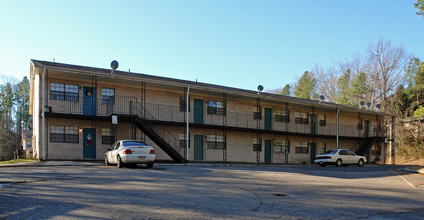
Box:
[404,168,424,174]
[0,162,103,168]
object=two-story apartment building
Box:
[29,60,391,164]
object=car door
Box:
[338,150,348,163]
[108,142,117,163]
[110,142,121,163]
[346,150,356,164]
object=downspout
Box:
[42,67,46,161]
[393,117,396,165]
[336,108,339,149]
[186,86,190,161]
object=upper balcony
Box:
[44,95,386,139]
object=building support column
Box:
[186,86,190,161]
[336,108,339,149]
[42,67,46,161]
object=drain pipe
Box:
[42,67,46,161]
[393,117,396,165]
[186,86,190,161]
[336,108,339,149]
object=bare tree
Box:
[367,38,410,112]
[311,63,339,103]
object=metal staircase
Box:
[130,102,187,163]
[355,137,377,156]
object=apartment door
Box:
[83,128,96,159]
[310,114,317,134]
[193,99,203,124]
[194,135,203,161]
[264,108,272,130]
[309,143,316,163]
[264,140,272,163]
[83,87,96,116]
[364,120,370,137]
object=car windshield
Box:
[122,141,147,147]
[324,150,338,155]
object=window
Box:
[295,141,308,153]
[207,135,226,149]
[295,112,308,124]
[275,110,290,122]
[102,88,115,104]
[50,125,78,143]
[179,133,190,148]
[253,106,262,119]
[50,83,78,101]
[102,128,115,145]
[274,140,290,153]
[253,137,262,151]
[318,142,326,154]
[179,97,190,112]
[377,121,382,131]
[122,141,147,147]
[319,114,326,126]
[207,101,226,115]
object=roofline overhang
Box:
[30,59,393,118]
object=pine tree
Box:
[293,71,317,99]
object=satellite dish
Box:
[366,102,371,108]
[360,101,365,107]
[319,95,325,101]
[111,60,119,70]
[376,103,381,109]
[257,85,264,92]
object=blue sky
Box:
[0,0,423,91]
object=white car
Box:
[105,140,155,168]
[314,149,366,167]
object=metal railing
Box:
[46,95,386,138]
[130,101,185,158]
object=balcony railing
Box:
[46,95,386,138]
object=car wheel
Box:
[358,159,364,167]
[319,163,326,167]
[147,162,154,168]
[336,159,342,167]
[117,155,123,168]
[105,156,110,166]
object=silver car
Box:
[314,149,366,167]
[105,140,155,168]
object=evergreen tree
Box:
[336,70,352,106]
[280,84,291,96]
[14,76,32,140]
[293,71,317,99]
[351,72,368,107]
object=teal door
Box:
[264,108,272,130]
[83,87,96,116]
[194,135,203,160]
[310,143,316,163]
[310,114,317,134]
[364,120,370,137]
[265,140,272,163]
[194,99,203,124]
[83,128,96,159]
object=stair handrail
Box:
[130,101,183,156]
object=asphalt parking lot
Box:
[1,164,424,219]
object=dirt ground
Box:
[396,157,424,166]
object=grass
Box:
[0,158,38,164]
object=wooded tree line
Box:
[270,37,424,159]
[272,38,424,118]
[0,76,31,161]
